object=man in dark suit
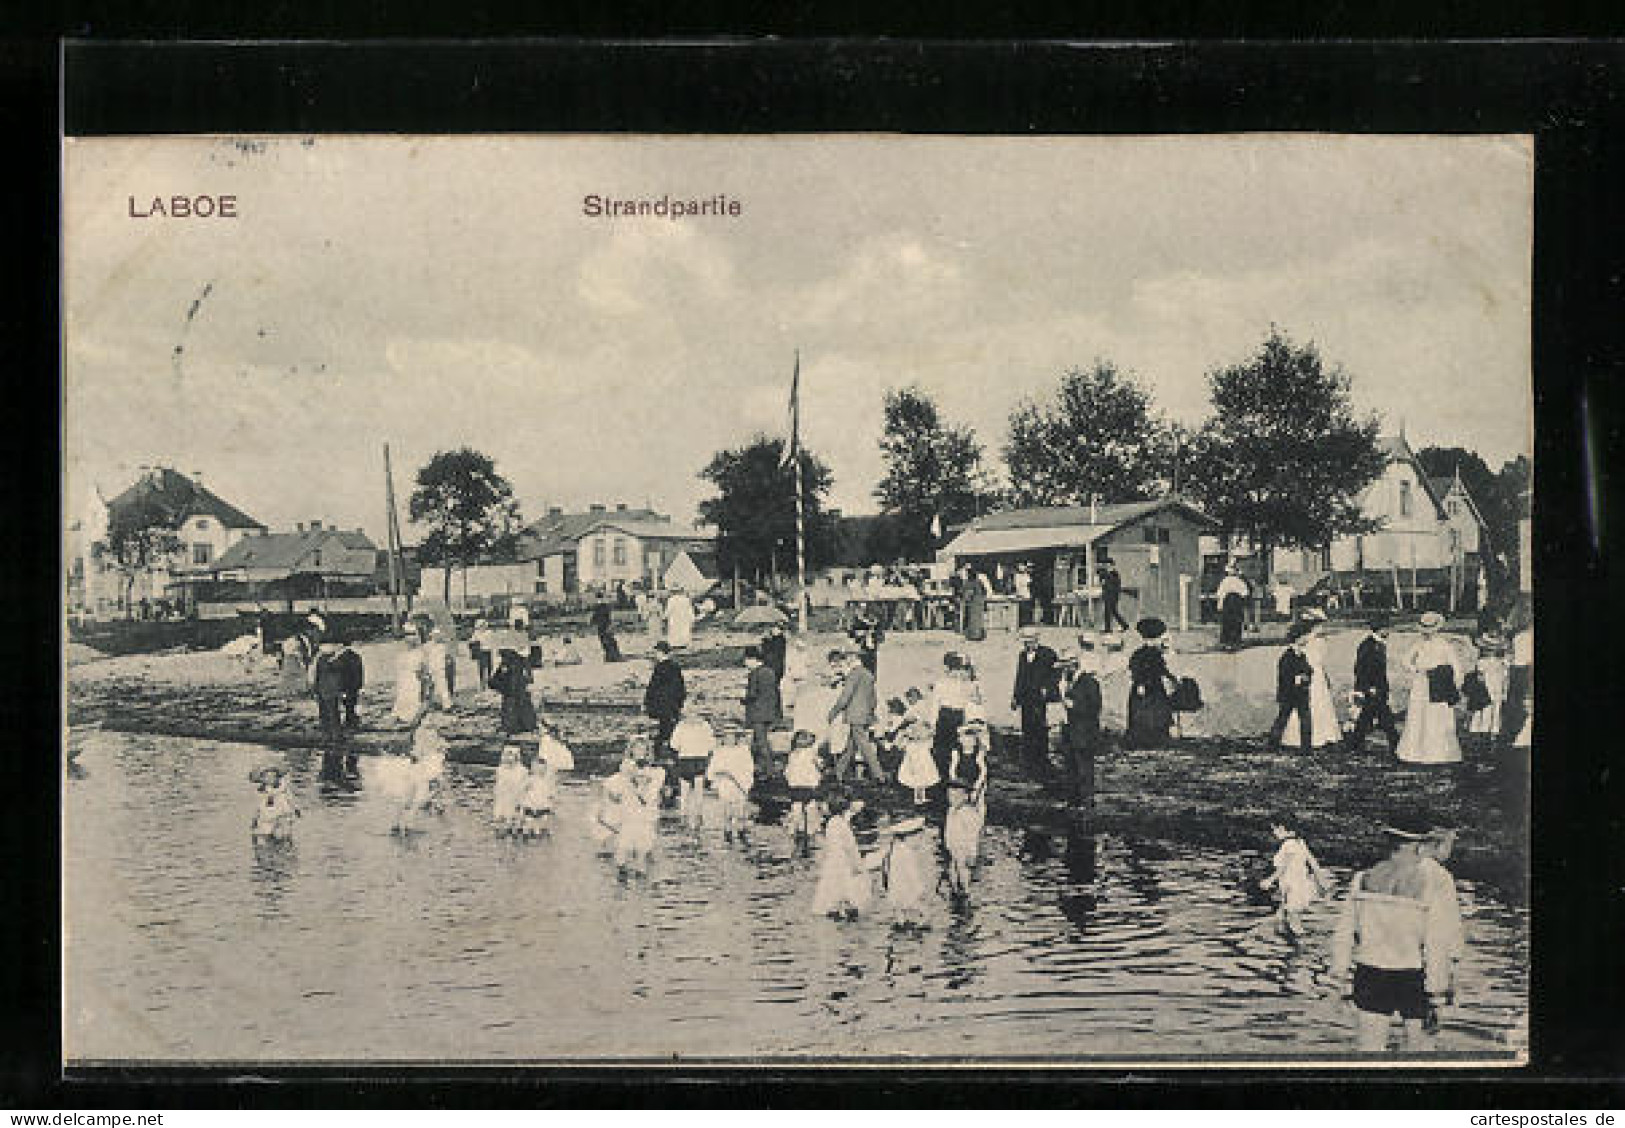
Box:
[333,639,365,729]
[743,645,782,771]
[643,641,686,752]
[828,650,887,784]
[760,622,788,684]
[1101,559,1130,633]
[1011,626,1061,773]
[1344,614,1401,753]
[1266,622,1315,752]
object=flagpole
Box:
[792,350,807,635]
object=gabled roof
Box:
[1375,435,1446,519]
[516,507,704,558]
[945,497,1217,558]
[1428,473,1490,534]
[107,467,265,531]
[214,527,378,573]
[671,548,720,580]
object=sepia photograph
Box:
[62,133,1533,1065]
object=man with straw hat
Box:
[1329,815,1464,1051]
[1266,619,1315,753]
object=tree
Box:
[698,436,835,587]
[1496,453,1531,592]
[408,448,522,604]
[1185,329,1387,582]
[874,386,991,559]
[1003,362,1174,506]
[97,501,183,618]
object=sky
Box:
[64,134,1533,544]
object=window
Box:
[195,517,211,530]
[192,543,212,565]
[1159,528,1171,544]
[1143,526,1157,543]
[593,539,606,566]
[311,550,322,567]
[1399,480,1413,517]
[612,538,627,566]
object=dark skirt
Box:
[1220,593,1246,647]
[675,756,709,783]
[1124,684,1174,748]
[500,690,538,734]
[932,707,965,775]
[1351,965,1429,1020]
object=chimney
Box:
[616,502,627,512]
[296,522,305,533]
[309,519,323,531]
[590,503,606,514]
[191,470,205,486]
[548,506,562,517]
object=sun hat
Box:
[1419,610,1445,632]
[1136,617,1167,640]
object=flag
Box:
[780,350,800,469]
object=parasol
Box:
[733,604,788,627]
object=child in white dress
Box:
[592,753,637,851]
[669,714,716,829]
[785,730,825,850]
[1259,820,1331,938]
[249,767,299,841]
[616,744,664,876]
[811,794,870,919]
[520,756,556,838]
[895,717,941,806]
[707,723,756,844]
[535,723,575,772]
[877,816,936,927]
[492,743,528,835]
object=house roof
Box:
[107,467,265,531]
[516,507,705,558]
[1374,435,1447,519]
[945,497,1217,558]
[215,527,378,574]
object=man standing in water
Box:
[644,641,686,752]
[1329,818,1464,1052]
[1011,626,1060,776]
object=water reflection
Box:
[64,729,1528,1061]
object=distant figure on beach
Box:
[492,743,528,835]
[392,633,427,724]
[422,628,453,709]
[930,651,982,780]
[1011,626,1060,775]
[278,631,314,698]
[1301,614,1342,747]
[519,756,556,838]
[592,600,623,663]
[1266,620,1315,753]
[1468,622,1509,739]
[742,646,782,773]
[1344,615,1401,754]
[249,766,299,841]
[812,793,870,920]
[848,609,883,677]
[471,618,498,688]
[896,716,940,807]
[644,641,686,751]
[962,566,990,642]
[1124,618,1178,749]
[1217,562,1250,650]
[665,588,696,650]
[760,622,788,685]
[1259,819,1330,939]
[592,751,638,851]
[876,816,935,927]
[1396,612,1464,765]
[1100,560,1130,634]
[1329,818,1463,1051]
[334,640,364,730]
[490,648,538,735]
[640,588,665,640]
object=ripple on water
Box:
[64,731,1527,1061]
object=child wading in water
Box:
[944,716,991,901]
[615,738,665,877]
[378,712,449,835]
[249,766,299,841]
[707,722,756,844]
[492,743,528,835]
[811,793,870,919]
[669,714,716,830]
[1260,820,1332,939]
[896,716,941,806]
[520,755,557,838]
[592,751,638,853]
[785,730,825,852]
[876,816,936,928]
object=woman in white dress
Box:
[665,589,696,650]
[1301,617,1343,747]
[1396,611,1465,765]
[1468,627,1509,736]
[391,634,427,724]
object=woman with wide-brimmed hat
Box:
[1124,617,1179,749]
[1395,611,1465,765]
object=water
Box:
[64,729,1527,1062]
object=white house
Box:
[517,503,712,597]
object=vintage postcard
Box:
[62,134,1532,1065]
